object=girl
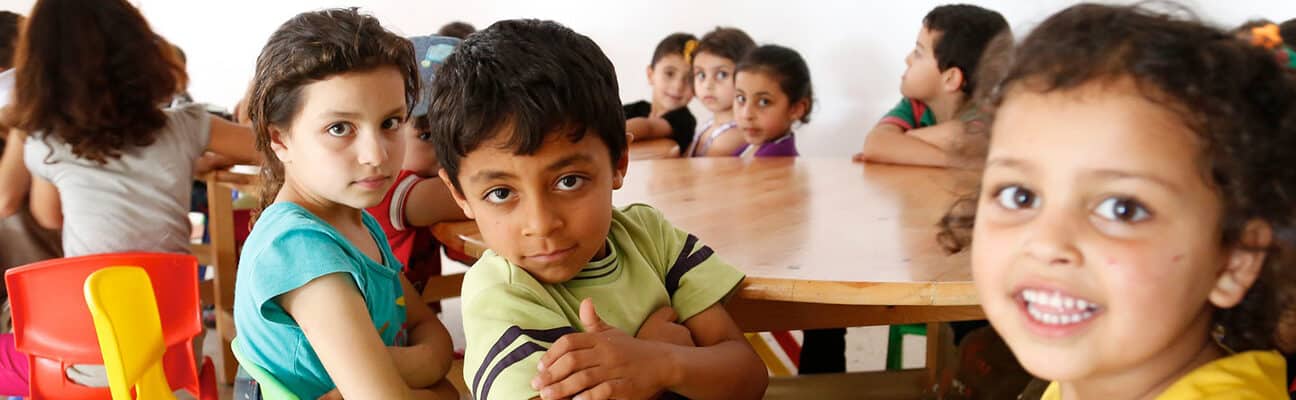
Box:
[733,44,812,158]
[3,0,257,395]
[942,4,1296,399]
[624,32,697,152]
[686,27,756,157]
[233,8,456,400]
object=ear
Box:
[941,66,966,95]
[1209,219,1271,308]
[438,168,476,220]
[269,125,292,164]
[788,98,810,124]
[613,133,631,190]
[645,65,655,85]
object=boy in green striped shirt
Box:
[426,19,767,400]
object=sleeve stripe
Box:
[477,342,545,400]
[664,234,715,297]
[388,174,421,231]
[471,325,576,395]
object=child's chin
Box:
[1012,342,1098,382]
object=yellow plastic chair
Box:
[84,266,176,400]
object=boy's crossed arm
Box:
[854,122,967,168]
[532,298,766,400]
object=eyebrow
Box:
[468,153,596,184]
[986,157,1183,193]
[323,106,406,119]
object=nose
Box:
[520,194,564,238]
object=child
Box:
[686,26,755,157]
[428,19,767,400]
[2,0,258,395]
[365,34,466,302]
[233,8,456,400]
[732,44,811,158]
[854,4,1008,168]
[941,4,1296,398]
[625,32,698,153]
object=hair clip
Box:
[1251,24,1283,49]
[684,39,699,64]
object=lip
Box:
[352,175,391,190]
[701,96,717,103]
[1010,281,1104,339]
[525,245,577,263]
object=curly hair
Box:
[10,0,186,164]
[939,3,1296,353]
[246,8,418,219]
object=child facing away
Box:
[854,4,1008,168]
[941,3,1296,399]
[732,44,812,158]
[624,32,699,154]
[427,19,767,400]
[0,0,258,395]
[233,8,455,400]
[365,34,466,303]
[685,26,756,157]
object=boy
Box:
[427,19,767,400]
[854,4,1008,168]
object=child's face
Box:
[402,122,439,177]
[734,71,804,145]
[272,67,407,210]
[692,51,737,114]
[443,130,629,284]
[901,27,944,101]
[973,80,1256,386]
[646,54,694,112]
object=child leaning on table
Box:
[428,19,768,400]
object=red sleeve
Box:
[365,169,423,233]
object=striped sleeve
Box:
[623,204,745,322]
[461,268,574,400]
[877,98,920,130]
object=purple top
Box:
[733,132,799,157]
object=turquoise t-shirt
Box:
[233,202,408,399]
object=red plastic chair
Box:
[5,253,216,400]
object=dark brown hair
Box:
[437,21,475,40]
[651,32,697,66]
[939,3,1296,353]
[691,27,755,66]
[923,4,1010,96]
[10,0,186,164]
[247,8,418,218]
[0,11,21,69]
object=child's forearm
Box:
[389,319,454,388]
[662,338,767,400]
[860,129,954,168]
[626,117,672,140]
[0,128,30,218]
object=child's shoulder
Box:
[242,203,348,259]
[461,250,550,304]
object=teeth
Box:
[1022,289,1101,325]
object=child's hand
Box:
[635,306,694,347]
[532,298,676,400]
[317,389,343,400]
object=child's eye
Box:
[993,185,1040,210]
[716,71,729,80]
[418,132,433,142]
[1094,197,1151,223]
[695,71,706,81]
[735,94,746,104]
[555,175,586,191]
[483,188,514,204]
[758,98,771,107]
[326,123,353,137]
[382,117,404,130]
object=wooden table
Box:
[433,158,984,386]
[627,138,680,160]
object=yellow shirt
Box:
[1041,351,1287,399]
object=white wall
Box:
[3,0,1295,156]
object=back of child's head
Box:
[942,3,1296,353]
[1281,18,1296,47]
[692,27,755,65]
[437,21,475,40]
[427,19,624,191]
[736,44,814,123]
[0,11,20,69]
[247,7,418,213]
[10,0,185,164]
[651,32,698,67]
[922,4,1010,96]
